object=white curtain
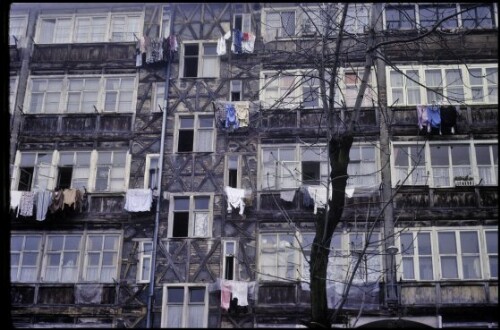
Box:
[188,305,205,328]
[196,130,213,152]
[193,212,209,237]
[432,167,450,187]
[166,305,183,328]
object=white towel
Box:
[124,189,153,212]
[231,281,248,306]
[280,189,296,202]
[10,191,22,213]
[224,186,245,215]
[306,186,331,214]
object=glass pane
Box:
[451,145,470,165]
[25,236,41,250]
[198,116,213,128]
[189,287,205,302]
[104,236,118,250]
[88,236,103,251]
[438,232,456,254]
[194,196,209,209]
[102,252,116,266]
[485,231,498,253]
[431,146,449,165]
[489,256,498,278]
[417,233,432,255]
[11,236,23,251]
[402,257,415,279]
[462,256,481,279]
[400,233,414,255]
[441,256,458,278]
[168,287,184,303]
[180,117,194,128]
[174,197,189,210]
[22,252,39,265]
[47,236,64,251]
[419,256,434,280]
[87,253,100,266]
[460,232,479,253]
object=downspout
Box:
[146,10,174,328]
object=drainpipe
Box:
[146,12,174,328]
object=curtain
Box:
[196,130,213,152]
[166,305,183,328]
[193,213,208,237]
[187,305,205,328]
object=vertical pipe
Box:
[146,7,173,327]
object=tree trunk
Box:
[310,134,353,328]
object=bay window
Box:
[161,285,207,328]
[36,13,143,44]
[392,141,497,187]
[25,75,136,114]
[169,195,212,238]
[387,64,497,105]
[259,232,300,281]
[397,227,494,281]
[11,231,121,283]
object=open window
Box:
[181,42,219,78]
[176,115,215,153]
[170,195,212,238]
[223,241,237,280]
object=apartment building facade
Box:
[8,3,498,328]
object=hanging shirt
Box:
[224,186,245,215]
[63,188,78,209]
[221,280,232,310]
[428,105,441,129]
[225,104,239,129]
[49,189,64,213]
[36,190,52,221]
[217,36,226,56]
[10,191,22,215]
[306,186,330,214]
[242,33,256,53]
[416,105,429,131]
[231,29,242,54]
[234,101,250,127]
[124,189,153,212]
[280,189,296,202]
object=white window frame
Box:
[345,3,371,34]
[67,76,101,113]
[11,231,121,284]
[392,143,428,186]
[383,4,498,30]
[153,82,166,112]
[9,15,28,46]
[82,233,121,283]
[397,227,495,281]
[174,114,215,153]
[161,284,208,328]
[10,76,19,114]
[168,194,213,238]
[262,8,297,41]
[386,64,498,106]
[10,234,43,282]
[24,74,137,114]
[260,145,299,190]
[11,150,57,191]
[94,150,129,192]
[347,144,379,188]
[299,5,330,37]
[230,80,242,102]
[35,12,144,44]
[383,4,417,30]
[259,232,301,281]
[57,150,92,190]
[223,240,237,280]
[484,230,498,279]
[398,231,435,281]
[348,231,382,283]
[225,154,241,188]
[103,76,137,113]
[144,154,160,190]
[137,240,153,283]
[391,140,497,187]
[41,234,83,283]
[180,41,220,78]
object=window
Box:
[9,15,27,45]
[259,232,300,281]
[181,42,219,78]
[345,4,370,34]
[75,16,107,42]
[438,231,481,279]
[169,195,212,238]
[343,70,374,107]
[57,151,92,190]
[419,5,458,29]
[11,235,43,282]
[10,76,18,113]
[264,10,296,40]
[67,78,99,113]
[162,285,207,328]
[387,64,497,106]
[393,144,427,185]
[485,230,498,278]
[349,232,382,282]
[153,82,166,112]
[234,13,251,34]
[43,235,82,282]
[262,72,297,108]
[161,6,171,38]
[176,115,215,153]
[430,144,471,187]
[145,154,160,190]
[104,77,135,112]
[301,146,328,185]
[400,232,434,280]
[230,80,242,102]
[39,17,72,43]
[226,155,240,188]
[261,146,298,190]
[475,144,498,185]
[393,141,497,187]
[347,145,377,187]
[302,76,320,108]
[95,151,127,192]
[300,233,315,282]
[460,4,495,29]
[29,78,63,113]
[385,5,416,30]
[137,241,153,283]
[398,227,493,281]
[36,13,143,44]
[300,7,330,36]
[26,75,136,113]
[223,241,237,280]
[84,234,120,282]
[11,231,121,283]
[13,152,55,191]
